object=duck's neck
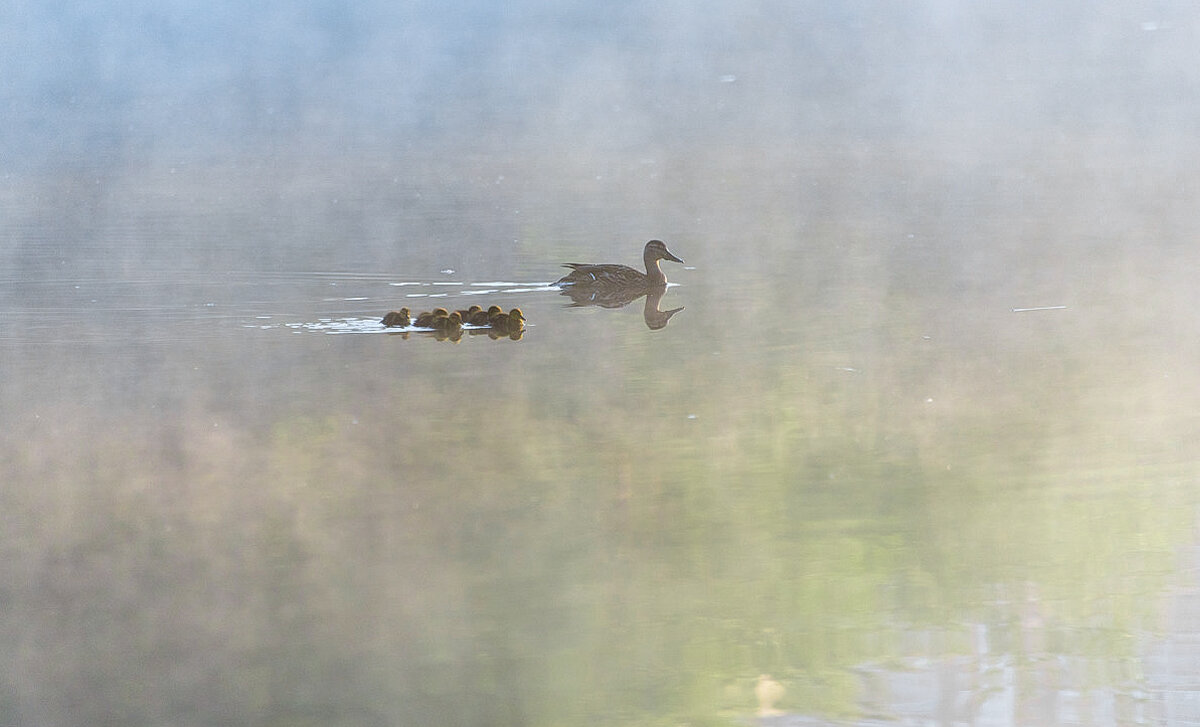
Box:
[643,253,668,286]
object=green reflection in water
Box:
[4,231,1198,724]
[244,308,1192,724]
[5,140,1200,725]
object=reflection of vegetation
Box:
[4,285,1195,726]
[5,143,1200,725]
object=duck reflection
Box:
[555,239,686,329]
[559,282,684,330]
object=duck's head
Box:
[398,307,410,318]
[445,311,463,325]
[486,305,503,318]
[432,307,449,317]
[507,308,525,323]
[645,239,684,264]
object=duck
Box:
[429,311,463,332]
[469,305,503,326]
[413,307,449,327]
[455,304,483,321]
[381,307,411,327]
[555,239,684,288]
[489,308,525,333]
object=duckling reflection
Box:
[429,326,464,342]
[484,326,525,341]
[559,283,684,330]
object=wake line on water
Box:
[400,283,559,299]
[248,317,534,335]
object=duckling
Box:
[469,305,503,326]
[506,308,527,331]
[414,307,449,328]
[429,311,463,332]
[381,308,411,327]
[489,308,525,333]
[455,304,483,321]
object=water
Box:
[5,3,1200,725]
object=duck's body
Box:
[414,307,449,328]
[555,240,684,288]
[381,307,411,327]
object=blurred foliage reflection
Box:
[3,249,1196,724]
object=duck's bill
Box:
[664,250,685,263]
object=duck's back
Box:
[556,263,646,286]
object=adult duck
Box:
[555,239,684,288]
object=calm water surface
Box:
[5,3,1200,726]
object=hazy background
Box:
[4,2,1200,725]
[11,2,1198,166]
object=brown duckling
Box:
[414,307,449,328]
[381,307,411,327]
[469,305,503,326]
[455,304,483,321]
[489,308,525,333]
[429,311,463,332]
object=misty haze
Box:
[4,2,1200,725]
